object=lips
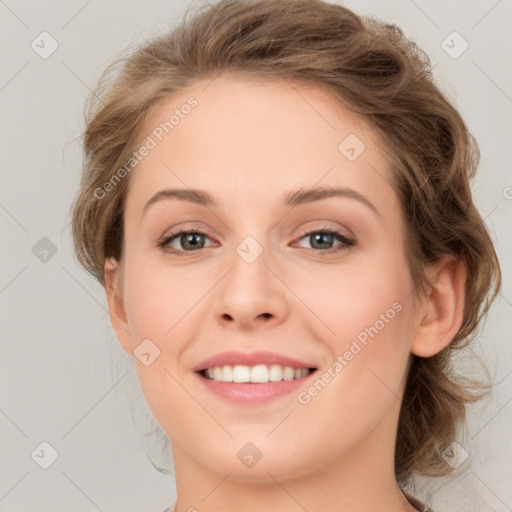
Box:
[192,350,317,372]
[192,351,318,403]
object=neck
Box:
[170,407,417,512]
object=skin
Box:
[104,72,466,512]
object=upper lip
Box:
[192,350,317,372]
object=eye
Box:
[156,226,356,257]
[157,230,216,256]
[293,227,356,254]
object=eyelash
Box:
[156,226,356,257]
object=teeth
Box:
[283,366,295,381]
[203,364,311,383]
[223,365,233,382]
[251,364,268,383]
[269,364,283,382]
[233,365,250,383]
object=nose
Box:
[213,239,289,331]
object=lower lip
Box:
[195,371,316,404]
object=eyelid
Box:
[294,221,353,240]
[160,222,217,240]
[291,224,356,252]
[158,221,348,242]
[157,227,217,250]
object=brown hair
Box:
[70,0,501,487]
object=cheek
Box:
[122,253,197,342]
[121,256,201,426]
[297,294,413,447]
[293,255,411,343]
[293,253,414,395]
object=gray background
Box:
[1,0,511,511]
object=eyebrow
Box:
[141,186,380,218]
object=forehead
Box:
[125,72,397,218]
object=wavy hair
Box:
[70,0,501,487]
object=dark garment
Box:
[404,491,435,511]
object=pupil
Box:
[312,233,332,249]
[183,233,203,250]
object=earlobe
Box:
[411,258,466,358]
[104,257,133,355]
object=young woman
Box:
[70,1,501,510]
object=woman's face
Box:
[109,73,424,482]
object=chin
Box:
[192,439,318,483]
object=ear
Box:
[104,257,133,355]
[411,257,466,357]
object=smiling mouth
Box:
[198,364,317,383]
